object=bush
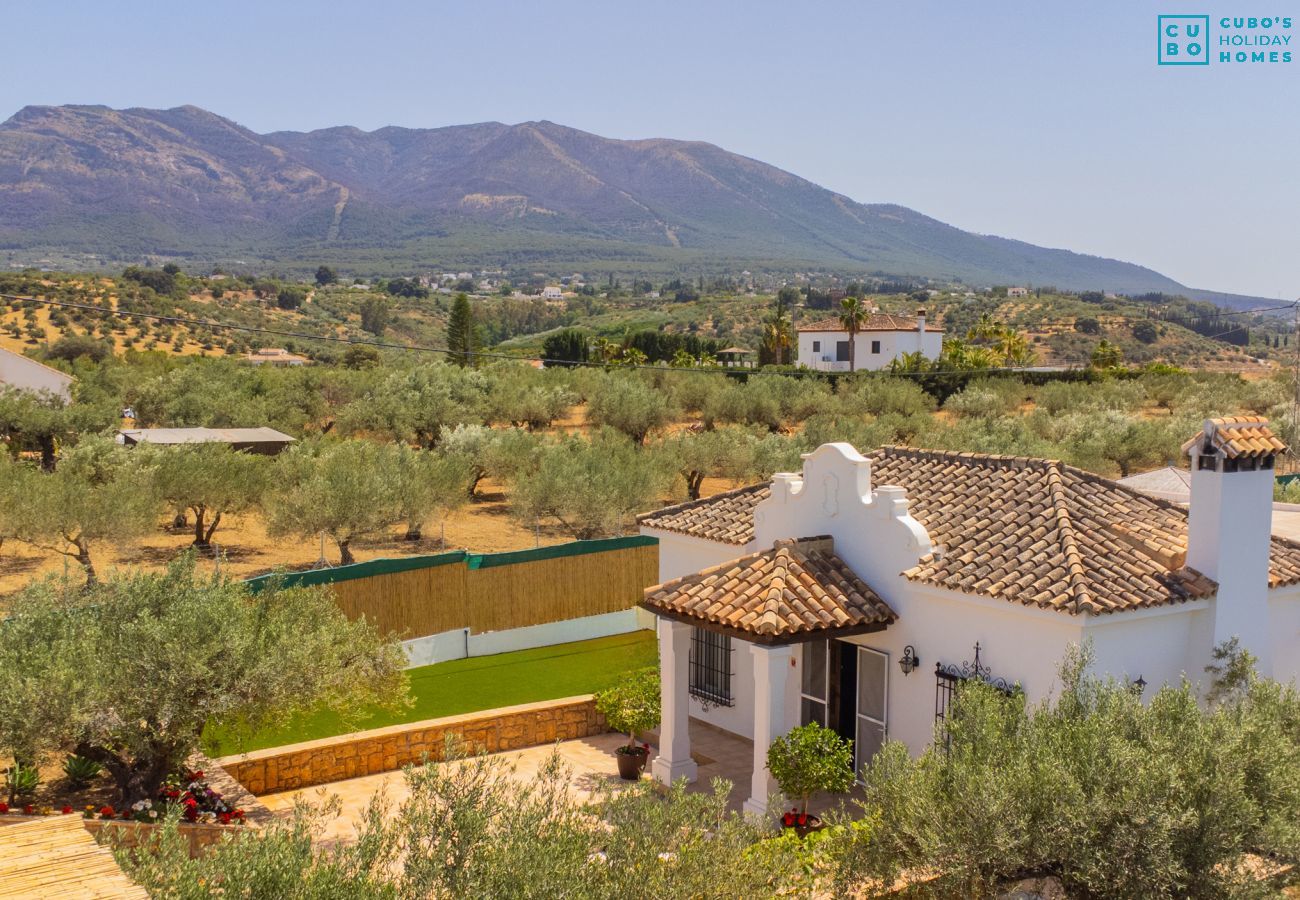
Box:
[4,763,39,804]
[62,754,103,786]
[594,667,660,752]
[766,723,855,817]
[833,645,1300,898]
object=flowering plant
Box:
[156,770,244,825]
[0,802,8,814]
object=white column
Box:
[743,642,794,817]
[651,618,698,785]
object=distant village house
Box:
[796,309,942,372]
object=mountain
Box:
[0,104,1256,300]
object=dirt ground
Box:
[0,476,739,600]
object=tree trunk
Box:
[75,742,181,807]
[338,538,355,566]
[202,512,222,550]
[192,507,208,547]
[75,539,96,587]
[39,435,56,472]
[686,471,705,501]
[403,522,422,541]
[848,329,857,372]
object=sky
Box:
[4,0,1298,297]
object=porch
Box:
[642,536,898,815]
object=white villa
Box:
[637,417,1300,815]
[796,309,942,372]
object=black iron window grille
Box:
[689,628,734,707]
[934,642,1015,745]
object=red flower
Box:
[99,806,114,819]
[183,796,198,807]
[781,812,795,826]
[121,810,132,820]
[61,805,73,815]
[218,812,231,825]
[22,804,33,815]
[797,814,807,826]
[0,802,9,814]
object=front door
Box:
[854,647,888,774]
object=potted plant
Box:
[766,722,854,837]
[595,667,660,780]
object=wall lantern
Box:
[898,645,920,676]
[1132,675,1147,695]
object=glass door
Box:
[855,647,888,774]
[799,640,829,727]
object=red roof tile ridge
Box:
[635,480,767,523]
[1044,460,1098,614]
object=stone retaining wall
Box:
[217,695,607,795]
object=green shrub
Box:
[5,763,40,803]
[766,722,855,817]
[62,754,103,786]
[594,666,660,751]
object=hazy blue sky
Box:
[4,1,1296,296]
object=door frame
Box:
[855,646,889,776]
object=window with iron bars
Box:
[934,642,1015,747]
[689,628,734,706]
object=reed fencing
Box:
[243,536,659,639]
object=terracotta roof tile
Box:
[640,536,896,641]
[1181,415,1288,459]
[637,482,769,545]
[638,446,1300,616]
[795,313,941,333]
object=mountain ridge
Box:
[0,104,1268,306]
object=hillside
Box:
[0,104,1253,300]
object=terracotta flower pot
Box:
[615,745,649,780]
[780,810,825,838]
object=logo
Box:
[1158,14,1293,65]
[1159,15,1210,64]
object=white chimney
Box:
[1184,416,1285,672]
[916,308,927,334]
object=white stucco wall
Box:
[797,328,943,372]
[0,346,73,400]
[401,609,644,668]
[643,440,1300,763]
[1269,588,1300,684]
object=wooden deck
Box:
[0,815,146,899]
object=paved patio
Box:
[258,719,756,844]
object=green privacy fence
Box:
[243,536,659,638]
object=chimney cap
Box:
[1181,416,1288,460]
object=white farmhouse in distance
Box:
[796,309,942,372]
[541,285,564,300]
[1007,286,1030,297]
[637,417,1300,815]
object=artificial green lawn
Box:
[206,630,657,756]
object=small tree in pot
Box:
[766,722,854,836]
[595,667,660,780]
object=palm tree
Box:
[838,296,868,372]
[761,308,793,366]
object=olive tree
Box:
[510,432,674,539]
[340,364,488,448]
[152,442,270,549]
[0,557,407,805]
[266,439,403,565]
[5,437,161,585]
[666,427,757,500]
[585,375,676,444]
[391,444,469,542]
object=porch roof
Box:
[639,536,896,645]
